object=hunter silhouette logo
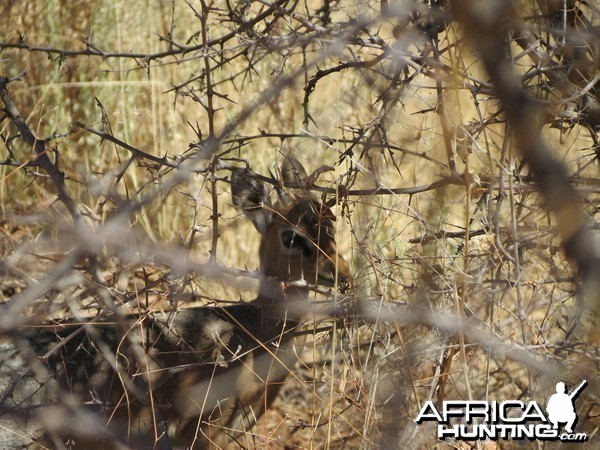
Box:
[415,380,588,442]
[546,380,586,433]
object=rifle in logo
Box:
[569,380,587,399]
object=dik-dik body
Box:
[0,158,351,449]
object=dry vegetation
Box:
[1,0,599,449]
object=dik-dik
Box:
[0,157,352,449]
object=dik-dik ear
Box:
[280,155,308,186]
[231,167,272,236]
[278,156,337,206]
[271,155,309,205]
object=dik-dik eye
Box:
[281,229,314,258]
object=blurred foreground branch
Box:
[452,0,600,322]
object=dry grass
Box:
[1,0,599,449]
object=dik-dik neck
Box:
[254,277,309,324]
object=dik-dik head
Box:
[231,157,352,297]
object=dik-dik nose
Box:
[317,242,352,293]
